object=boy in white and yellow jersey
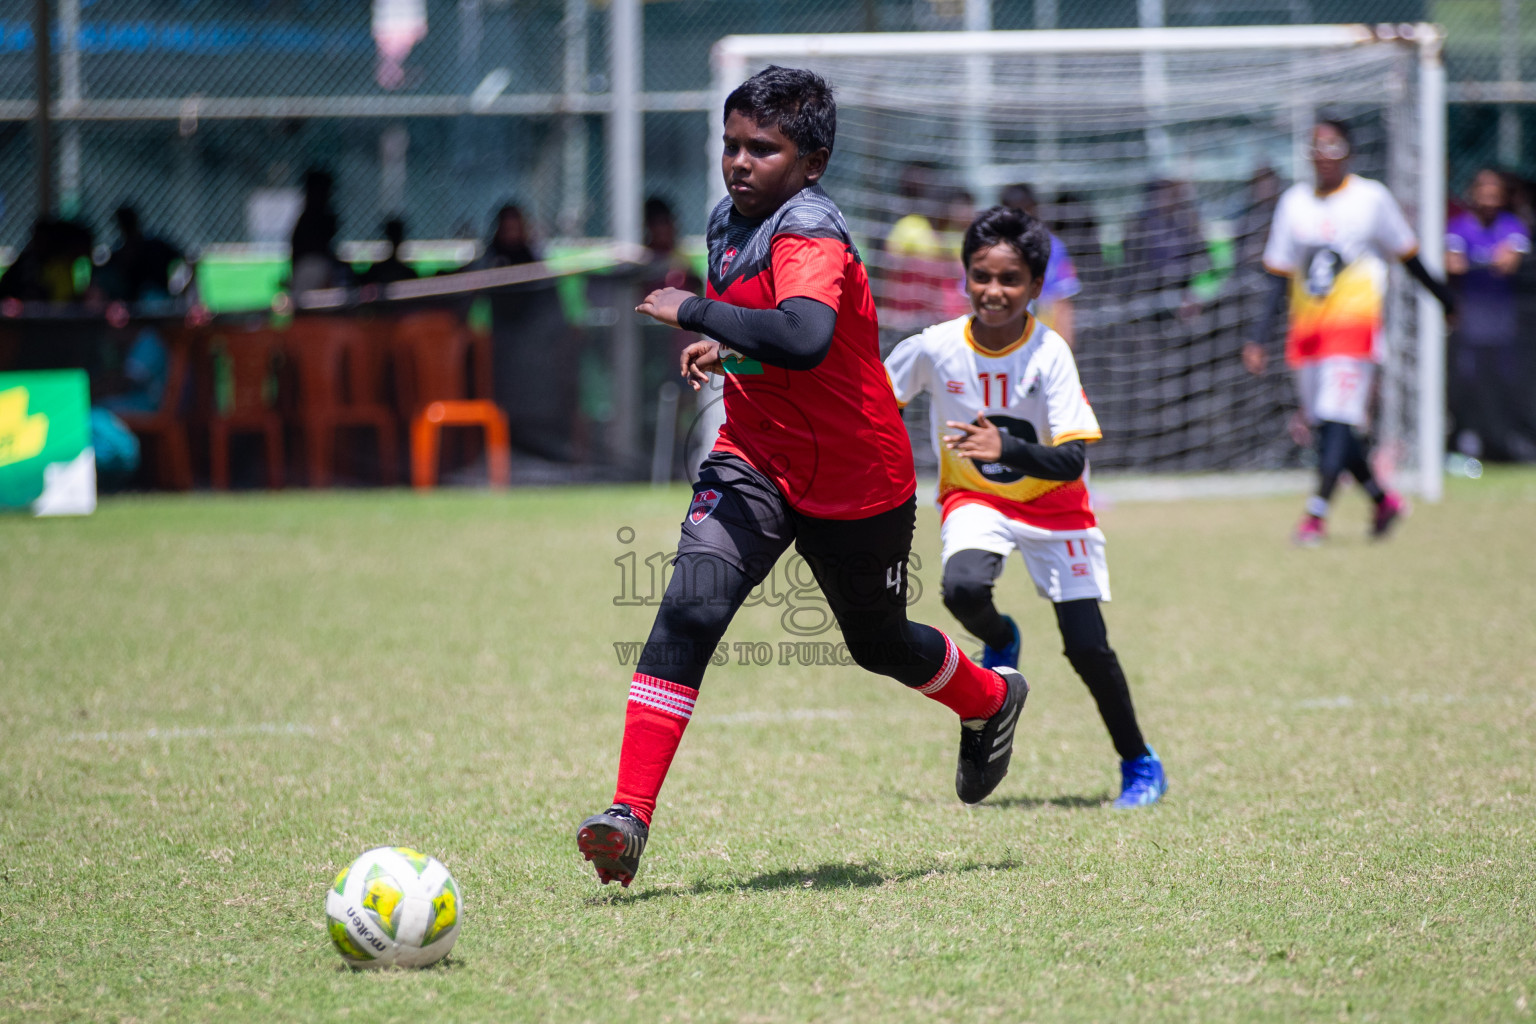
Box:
[886,205,1165,809]
[1244,119,1454,545]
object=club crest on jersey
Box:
[689,489,722,525]
[1025,373,1042,397]
[720,246,738,276]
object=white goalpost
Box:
[709,25,1448,501]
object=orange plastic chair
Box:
[393,311,510,489]
[287,318,398,487]
[209,328,285,489]
[117,327,194,491]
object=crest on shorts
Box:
[689,489,722,525]
[720,246,738,276]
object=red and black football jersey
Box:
[704,186,915,519]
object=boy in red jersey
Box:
[576,67,1028,888]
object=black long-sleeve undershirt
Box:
[992,436,1087,481]
[676,295,837,371]
[1254,272,1289,348]
[1402,254,1456,315]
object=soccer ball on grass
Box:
[325,846,460,968]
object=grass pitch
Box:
[2,472,1534,1022]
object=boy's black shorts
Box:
[678,451,917,618]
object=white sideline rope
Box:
[293,241,651,311]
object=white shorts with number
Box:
[1295,356,1376,428]
[939,501,1111,603]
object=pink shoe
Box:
[1372,491,1407,539]
[1293,514,1327,547]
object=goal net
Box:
[710,26,1446,496]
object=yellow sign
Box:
[0,386,49,468]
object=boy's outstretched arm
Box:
[1401,254,1456,314]
[637,287,837,371]
[1242,273,1289,375]
[678,295,837,371]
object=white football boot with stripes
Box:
[955,667,1029,804]
[576,804,649,887]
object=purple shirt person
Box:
[1031,234,1081,343]
[1446,168,1534,460]
[1447,170,1530,348]
[1041,234,1081,307]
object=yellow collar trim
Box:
[1315,173,1354,199]
[965,315,1036,358]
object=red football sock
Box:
[611,673,698,826]
[916,632,1006,720]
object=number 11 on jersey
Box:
[978,372,1008,408]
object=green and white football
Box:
[325,847,461,969]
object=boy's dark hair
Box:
[962,205,1052,281]
[724,65,837,158]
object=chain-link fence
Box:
[0,0,1528,485]
[5,0,1532,258]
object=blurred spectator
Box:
[1226,168,1286,347]
[642,197,701,294]
[1233,167,1283,272]
[90,407,142,489]
[640,197,704,474]
[290,169,347,293]
[97,327,169,415]
[0,218,93,302]
[1051,191,1107,291]
[884,166,975,326]
[934,186,975,321]
[358,217,417,286]
[91,206,189,416]
[95,205,186,302]
[474,204,539,268]
[1505,172,1536,227]
[945,189,977,239]
[470,204,575,461]
[641,196,703,358]
[1001,182,1081,345]
[886,163,943,257]
[1447,168,1535,460]
[1122,178,1209,314]
[884,163,964,327]
[1124,176,1204,336]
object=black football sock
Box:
[941,549,1015,651]
[1344,427,1386,503]
[1314,420,1352,510]
[634,553,753,691]
[1056,599,1150,762]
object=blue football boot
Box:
[981,615,1021,670]
[1113,748,1167,809]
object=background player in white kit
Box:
[886,206,1166,809]
[1243,119,1454,545]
